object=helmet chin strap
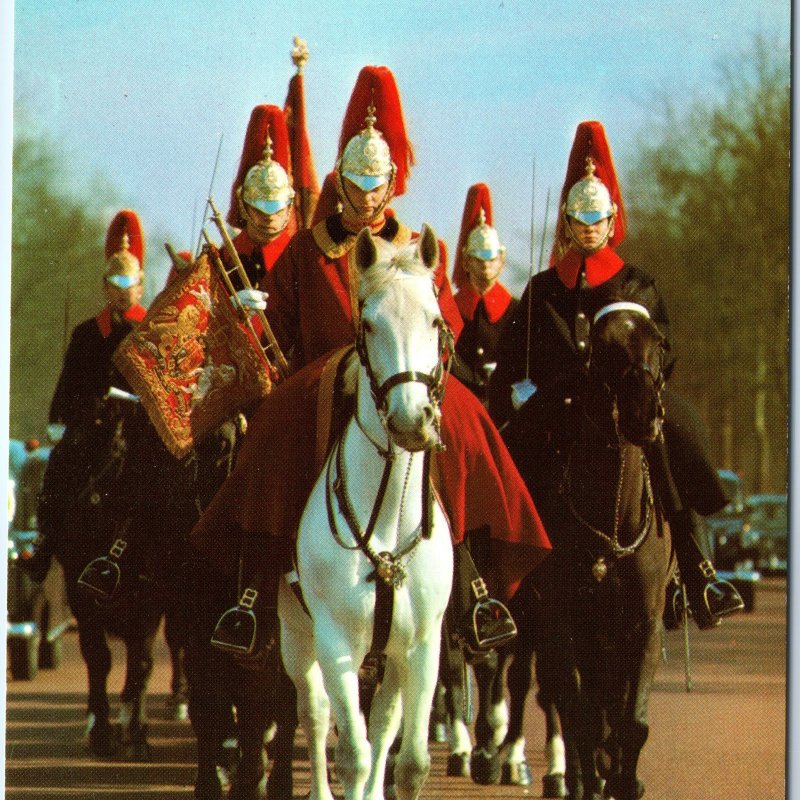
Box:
[336,166,396,231]
[566,214,615,255]
[238,191,291,242]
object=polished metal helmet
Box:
[104,234,142,289]
[103,210,144,288]
[564,157,617,225]
[240,130,295,215]
[337,103,395,191]
[465,209,505,260]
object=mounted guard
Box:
[489,120,743,630]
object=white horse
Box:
[278,224,454,800]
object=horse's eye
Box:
[362,320,374,334]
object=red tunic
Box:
[191,214,550,599]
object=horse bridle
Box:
[564,301,664,576]
[589,301,666,434]
[355,307,454,442]
[324,301,453,587]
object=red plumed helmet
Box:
[550,121,626,265]
[336,66,415,197]
[105,209,144,266]
[228,104,294,229]
[452,183,495,289]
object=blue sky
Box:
[7,0,789,300]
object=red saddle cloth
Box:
[190,351,551,601]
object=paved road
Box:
[5,578,787,799]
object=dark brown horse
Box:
[502,292,673,800]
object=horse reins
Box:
[564,301,663,577]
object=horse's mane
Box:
[357,238,434,303]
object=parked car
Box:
[699,469,760,612]
[742,493,788,575]
[702,469,747,570]
[7,439,72,680]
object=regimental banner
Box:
[113,251,272,458]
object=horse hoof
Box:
[542,771,567,797]
[194,775,223,800]
[121,735,153,762]
[230,773,267,800]
[266,766,292,800]
[500,760,533,786]
[470,748,500,785]
[446,752,470,777]
[87,719,117,757]
[603,775,645,800]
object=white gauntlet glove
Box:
[232,288,268,315]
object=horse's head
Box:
[588,301,665,446]
[353,224,452,452]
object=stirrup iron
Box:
[77,538,127,601]
[210,587,260,655]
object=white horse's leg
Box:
[393,638,440,800]
[314,612,371,800]
[364,658,403,800]
[278,581,335,800]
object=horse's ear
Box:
[418,224,439,271]
[354,226,379,273]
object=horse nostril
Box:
[421,404,434,424]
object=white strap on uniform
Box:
[593,301,651,324]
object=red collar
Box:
[95,303,147,338]
[233,229,291,271]
[554,247,625,288]
[455,282,513,324]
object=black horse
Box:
[119,414,299,800]
[37,395,168,759]
[501,291,673,800]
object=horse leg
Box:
[539,692,567,797]
[229,677,268,800]
[605,612,663,800]
[439,626,471,777]
[163,600,189,720]
[470,649,505,785]
[363,659,403,800]
[313,620,371,800]
[75,611,116,757]
[498,619,537,787]
[393,636,441,800]
[278,581,335,800]
[265,672,297,800]
[118,622,158,761]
